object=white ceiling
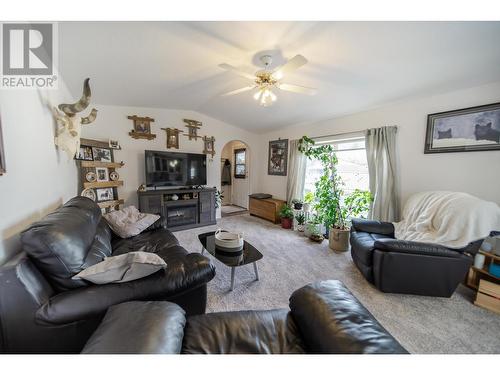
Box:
[59,21,500,133]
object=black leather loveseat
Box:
[350,218,483,297]
[82,280,407,354]
[0,197,215,353]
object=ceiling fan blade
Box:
[221,86,255,96]
[272,55,308,79]
[219,63,256,81]
[279,83,317,96]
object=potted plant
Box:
[299,136,373,252]
[309,225,324,243]
[279,204,294,229]
[329,189,373,252]
[295,212,306,232]
[303,192,314,212]
[304,214,322,237]
[291,199,303,210]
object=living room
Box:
[1,1,500,373]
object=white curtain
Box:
[365,126,400,222]
[286,139,307,204]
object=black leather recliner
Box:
[350,218,483,297]
[0,197,215,353]
[82,280,408,354]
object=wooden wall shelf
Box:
[98,199,124,209]
[81,161,124,168]
[83,180,124,189]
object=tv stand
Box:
[138,187,216,231]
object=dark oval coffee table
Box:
[198,231,263,291]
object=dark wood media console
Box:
[138,187,216,231]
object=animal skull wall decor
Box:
[53,78,98,159]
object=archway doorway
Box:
[220,140,250,217]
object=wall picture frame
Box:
[127,115,157,140]
[161,127,183,149]
[96,187,114,202]
[425,102,500,154]
[202,136,216,157]
[92,147,112,163]
[96,167,109,182]
[76,145,94,161]
[268,139,288,176]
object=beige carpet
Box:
[174,214,500,354]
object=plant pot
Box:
[304,223,319,237]
[293,203,303,210]
[297,224,304,232]
[309,234,324,243]
[329,227,350,252]
[281,217,293,229]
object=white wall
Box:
[81,105,260,217]
[0,87,78,264]
[257,81,500,206]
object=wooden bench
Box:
[249,197,286,224]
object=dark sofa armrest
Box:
[289,280,407,354]
[143,215,168,233]
[374,238,466,258]
[350,218,395,236]
[36,253,215,325]
[82,301,186,354]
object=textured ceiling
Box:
[59,21,500,133]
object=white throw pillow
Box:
[73,251,167,284]
[104,206,160,238]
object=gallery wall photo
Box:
[425,102,500,153]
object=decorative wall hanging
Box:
[78,138,125,213]
[53,78,98,159]
[0,113,6,175]
[202,136,216,157]
[425,102,500,154]
[268,139,289,176]
[161,127,183,149]
[183,119,203,140]
[127,115,156,140]
[109,171,119,181]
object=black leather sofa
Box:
[82,280,408,354]
[0,197,215,353]
[350,218,483,297]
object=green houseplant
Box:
[303,192,314,212]
[299,135,373,252]
[278,204,294,229]
[295,212,306,232]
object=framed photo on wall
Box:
[425,102,500,153]
[268,139,288,176]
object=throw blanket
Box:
[393,191,500,249]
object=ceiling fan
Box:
[219,54,317,107]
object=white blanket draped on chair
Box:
[393,191,500,248]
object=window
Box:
[304,135,369,197]
[234,148,246,178]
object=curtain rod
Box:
[311,130,365,140]
[310,126,397,140]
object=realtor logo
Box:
[1,22,58,88]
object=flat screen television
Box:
[145,150,207,187]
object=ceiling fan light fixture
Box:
[253,89,263,101]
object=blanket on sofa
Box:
[393,191,500,249]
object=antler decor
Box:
[53,78,98,159]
